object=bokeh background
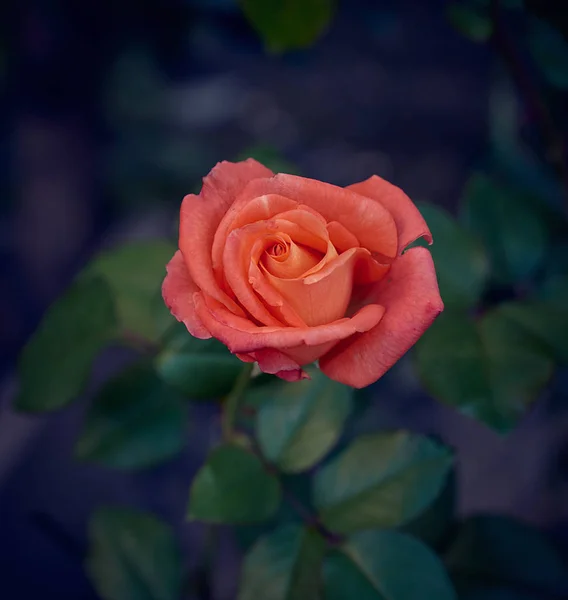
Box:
[1,0,567,598]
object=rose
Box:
[162,159,443,388]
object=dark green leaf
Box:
[240,0,334,52]
[460,174,549,284]
[324,530,456,600]
[539,274,568,308]
[86,240,176,341]
[401,468,456,550]
[86,507,183,600]
[529,18,568,89]
[155,323,243,399]
[189,444,281,524]
[448,4,492,43]
[16,276,118,412]
[495,301,568,364]
[312,432,453,534]
[415,310,554,431]
[256,369,352,472]
[238,524,325,600]
[75,363,186,469]
[234,472,312,552]
[415,203,488,309]
[445,515,568,597]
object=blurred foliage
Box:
[16,275,118,412]
[256,367,352,473]
[240,0,335,52]
[239,524,325,600]
[86,240,176,342]
[324,530,456,600]
[445,515,568,598]
[156,322,244,399]
[75,362,187,470]
[312,432,454,534]
[188,443,282,524]
[86,507,184,600]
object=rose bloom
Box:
[162,159,443,388]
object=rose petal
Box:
[264,247,385,326]
[162,251,211,339]
[347,175,432,254]
[222,216,332,326]
[245,348,309,381]
[235,174,398,258]
[327,221,360,252]
[179,159,273,314]
[319,246,443,388]
[262,237,323,279]
[194,292,386,354]
[212,193,298,279]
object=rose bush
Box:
[162,159,443,387]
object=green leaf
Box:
[448,4,492,43]
[16,276,118,412]
[86,240,176,341]
[494,301,568,365]
[415,309,554,431]
[445,515,568,597]
[256,369,352,473]
[238,524,325,600]
[529,18,568,89]
[324,530,456,600]
[539,273,568,308]
[240,0,334,52]
[401,468,456,550]
[189,444,281,524]
[415,203,488,309]
[155,323,243,399]
[312,432,453,534]
[75,362,186,469]
[86,507,183,600]
[460,174,549,285]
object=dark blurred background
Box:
[0,0,567,598]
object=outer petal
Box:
[179,159,273,314]
[347,175,432,254]
[194,293,385,354]
[241,348,310,382]
[235,174,398,258]
[162,251,211,339]
[319,246,443,388]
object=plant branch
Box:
[490,0,568,211]
[222,362,255,441]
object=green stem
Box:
[222,362,254,441]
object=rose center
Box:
[261,234,323,279]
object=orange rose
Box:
[162,159,443,388]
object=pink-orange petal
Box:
[319,246,444,388]
[327,221,360,252]
[347,175,432,254]
[194,292,385,354]
[179,159,273,314]
[162,251,211,339]
[211,193,298,277]
[234,174,398,258]
[249,348,309,381]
